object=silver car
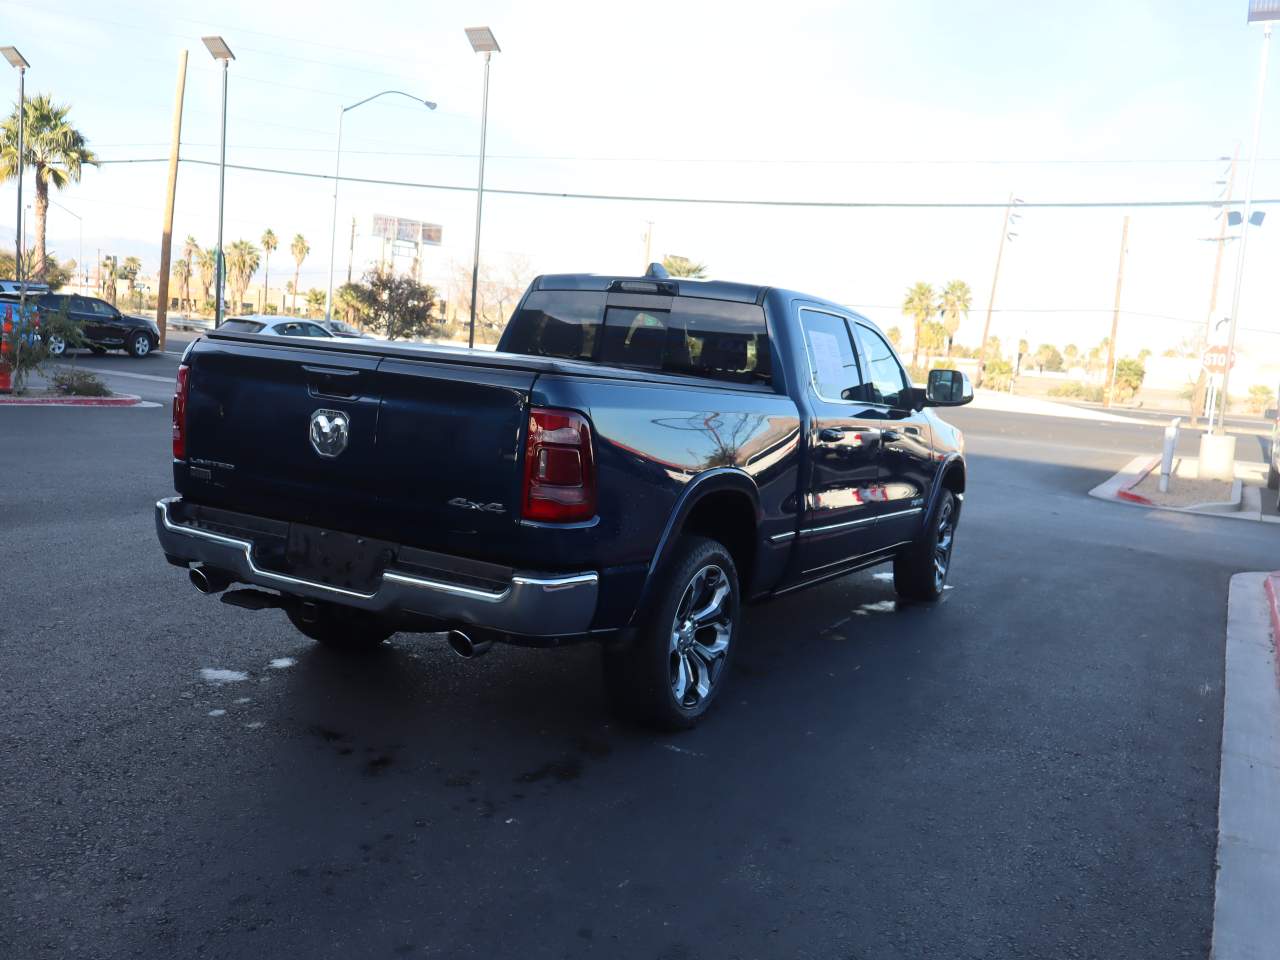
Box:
[218,316,335,339]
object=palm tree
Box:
[260,228,277,311]
[172,257,192,313]
[661,254,708,278]
[290,234,309,314]
[0,93,98,280]
[196,248,218,309]
[225,240,261,314]
[901,281,936,368]
[305,288,326,318]
[121,256,141,296]
[180,236,200,310]
[938,279,972,357]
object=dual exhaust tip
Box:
[190,565,494,659]
[446,629,493,659]
[190,565,232,595]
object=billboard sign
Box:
[373,215,443,246]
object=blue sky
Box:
[2,0,1279,358]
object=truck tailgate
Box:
[182,340,537,552]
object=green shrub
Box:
[982,357,1014,391]
[1248,384,1276,414]
[1112,358,1145,403]
[1048,381,1106,403]
[51,368,111,397]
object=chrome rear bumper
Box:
[154,497,598,637]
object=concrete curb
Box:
[1213,573,1280,960]
[1087,454,1158,504]
[1089,457,1267,522]
[0,392,141,407]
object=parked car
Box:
[0,292,160,358]
[219,316,336,339]
[155,268,972,729]
[321,318,373,338]
[0,279,51,296]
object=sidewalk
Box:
[1214,574,1280,960]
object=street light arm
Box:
[343,90,437,113]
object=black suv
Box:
[0,293,161,358]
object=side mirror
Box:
[925,369,973,407]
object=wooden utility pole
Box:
[155,50,188,351]
[976,194,1014,386]
[1104,215,1130,408]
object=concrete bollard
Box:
[1159,417,1182,493]
[1199,432,1238,482]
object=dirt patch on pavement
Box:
[1132,468,1234,507]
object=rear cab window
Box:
[500,290,770,385]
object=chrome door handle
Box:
[818,427,845,443]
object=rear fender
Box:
[628,467,761,626]
[927,453,966,527]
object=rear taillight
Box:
[172,364,190,460]
[522,407,596,523]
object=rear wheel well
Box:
[941,461,965,495]
[679,490,758,593]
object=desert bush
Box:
[51,368,110,397]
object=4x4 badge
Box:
[309,409,350,458]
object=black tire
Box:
[127,331,154,358]
[603,536,740,731]
[893,490,958,603]
[1269,462,1279,491]
[286,601,394,652]
[45,334,66,357]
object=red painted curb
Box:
[1117,489,1155,505]
[1265,574,1280,688]
[0,393,141,406]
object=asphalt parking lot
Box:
[2,375,1275,959]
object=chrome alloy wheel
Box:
[934,497,956,591]
[669,563,733,709]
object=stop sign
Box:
[1202,345,1235,373]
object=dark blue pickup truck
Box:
[156,268,972,728]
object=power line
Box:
[95,156,1280,210]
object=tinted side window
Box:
[89,299,116,317]
[799,309,862,400]
[498,290,602,360]
[854,323,911,408]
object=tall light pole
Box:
[202,36,234,327]
[1218,7,1274,433]
[465,26,500,349]
[325,91,436,322]
[2,46,29,288]
[1198,5,1276,481]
